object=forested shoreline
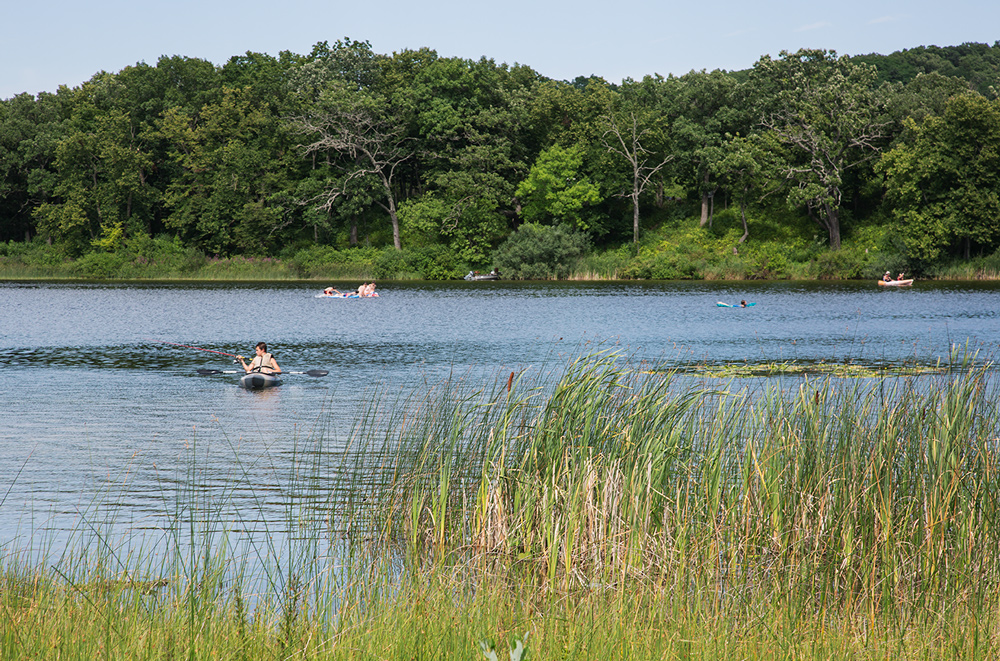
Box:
[2,39,999,280]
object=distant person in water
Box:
[740,300,747,307]
[321,284,370,296]
[238,342,281,374]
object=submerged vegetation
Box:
[3,350,1000,658]
[687,358,955,378]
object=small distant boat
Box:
[464,271,500,281]
[240,372,281,389]
[717,301,756,307]
[878,279,914,287]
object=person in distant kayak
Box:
[238,342,281,374]
[884,271,893,282]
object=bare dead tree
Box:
[602,112,672,244]
[293,101,411,250]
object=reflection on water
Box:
[1,279,999,555]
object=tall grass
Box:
[3,351,1000,658]
[388,352,1000,606]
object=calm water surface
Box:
[2,279,999,551]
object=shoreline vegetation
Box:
[3,215,1000,282]
[5,43,1000,286]
[3,350,1000,658]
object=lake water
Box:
[2,279,999,555]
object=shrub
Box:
[121,234,206,276]
[493,224,590,280]
[73,251,128,279]
[372,247,405,280]
[288,245,347,278]
[401,244,464,280]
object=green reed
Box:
[342,349,1000,650]
[3,350,1000,658]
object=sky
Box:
[3,0,998,100]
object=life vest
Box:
[250,352,276,374]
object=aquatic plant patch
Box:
[686,359,950,378]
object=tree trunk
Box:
[825,203,841,251]
[738,198,749,243]
[632,180,641,244]
[350,217,358,246]
[699,171,710,227]
[389,204,401,251]
[378,173,402,250]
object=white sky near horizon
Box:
[2,0,998,100]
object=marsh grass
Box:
[3,351,1000,658]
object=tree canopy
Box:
[2,40,1000,274]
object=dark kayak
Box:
[240,372,282,389]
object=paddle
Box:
[197,368,329,377]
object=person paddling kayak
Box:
[237,342,281,374]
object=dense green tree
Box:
[0,91,70,242]
[159,85,291,254]
[399,56,540,258]
[883,72,975,145]
[32,74,164,253]
[287,39,387,108]
[516,144,602,231]
[747,49,889,250]
[153,55,222,112]
[668,70,744,227]
[29,57,224,252]
[857,41,1000,96]
[880,93,1000,262]
[523,79,626,236]
[527,77,616,149]
[710,132,784,244]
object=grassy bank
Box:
[3,352,1000,658]
[5,211,1000,281]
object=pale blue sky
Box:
[3,0,997,99]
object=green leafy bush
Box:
[619,250,702,280]
[401,244,464,280]
[73,251,128,279]
[493,224,590,280]
[371,248,404,280]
